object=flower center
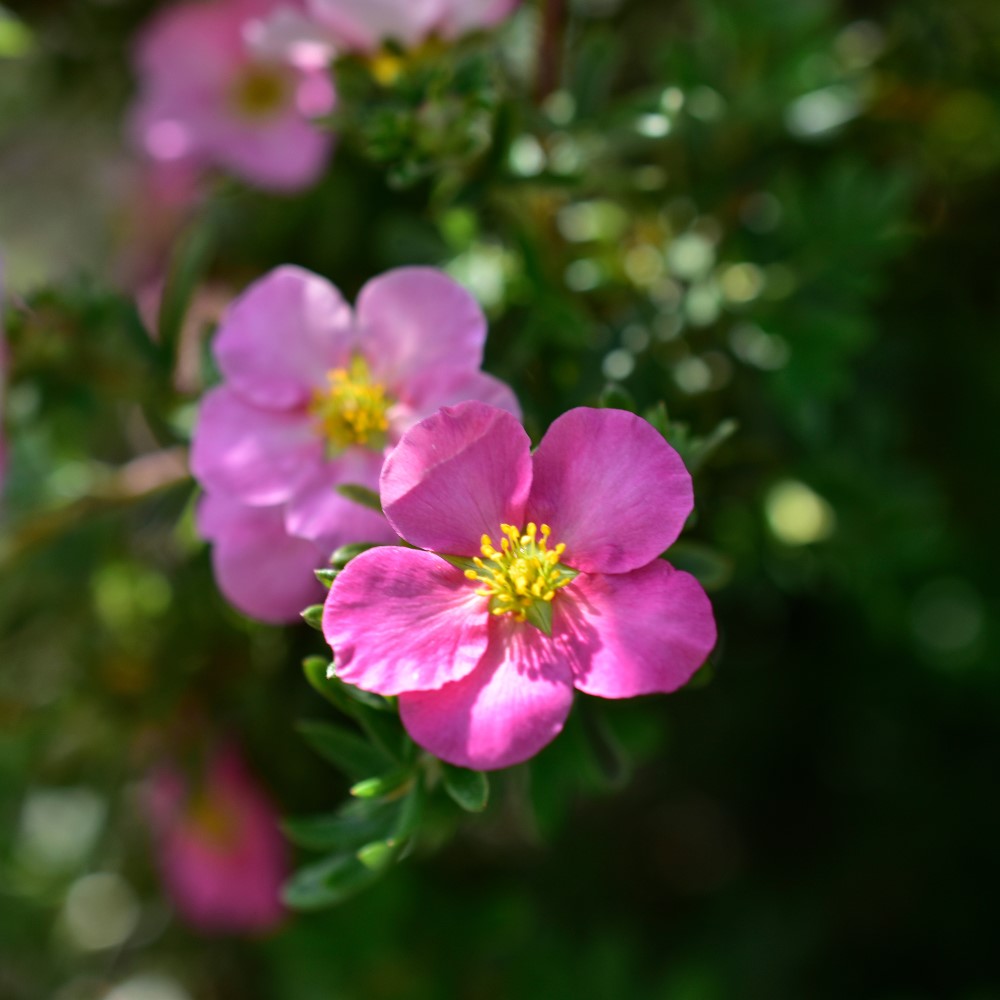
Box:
[309,355,392,451]
[230,65,290,119]
[464,523,576,634]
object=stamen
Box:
[465,521,576,628]
[309,355,392,451]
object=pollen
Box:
[464,523,576,626]
[309,355,391,451]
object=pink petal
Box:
[284,448,398,549]
[397,368,521,428]
[398,616,575,770]
[206,103,334,191]
[356,268,487,389]
[190,386,323,505]
[198,493,326,623]
[568,561,716,698]
[214,266,354,410]
[439,0,519,37]
[380,402,531,557]
[527,408,694,574]
[324,547,489,696]
[306,0,442,51]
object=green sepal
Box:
[335,483,383,514]
[441,762,489,813]
[301,604,325,630]
[314,568,339,589]
[282,852,383,910]
[295,719,394,781]
[283,798,404,852]
[523,599,553,637]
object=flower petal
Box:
[324,547,489,696]
[284,448,398,550]
[214,266,354,410]
[190,386,322,505]
[398,617,574,770]
[380,401,531,557]
[306,0,442,51]
[397,368,521,428]
[527,407,694,574]
[357,268,487,388]
[198,493,325,624]
[567,561,716,698]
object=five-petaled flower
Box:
[129,0,336,191]
[191,265,519,623]
[322,402,717,771]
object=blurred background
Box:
[1,0,999,997]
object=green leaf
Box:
[356,839,399,871]
[283,799,403,852]
[441,763,489,812]
[296,720,394,780]
[301,604,325,630]
[329,541,386,570]
[577,700,629,790]
[282,852,383,910]
[156,219,216,371]
[350,768,412,800]
[335,484,383,514]
[687,419,738,474]
[314,568,339,589]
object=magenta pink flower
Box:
[129,0,335,191]
[253,0,519,67]
[144,744,289,934]
[322,402,717,771]
[190,265,519,622]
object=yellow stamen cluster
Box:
[230,66,289,119]
[464,523,576,623]
[309,356,391,451]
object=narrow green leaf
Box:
[350,768,412,800]
[282,852,383,910]
[441,763,489,812]
[335,484,383,514]
[296,720,394,780]
[314,567,339,589]
[329,541,387,570]
[577,700,629,789]
[301,604,325,630]
[283,799,402,852]
[687,419,738,473]
[356,839,399,871]
[156,220,216,368]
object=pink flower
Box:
[129,0,336,191]
[190,265,519,623]
[322,402,717,771]
[144,744,289,934]
[303,0,520,53]
[252,0,519,68]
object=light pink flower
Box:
[129,0,335,191]
[253,0,519,67]
[144,744,289,934]
[190,265,519,622]
[322,402,717,771]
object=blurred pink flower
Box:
[190,265,519,623]
[251,0,520,69]
[323,403,717,770]
[129,0,336,191]
[144,744,289,934]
